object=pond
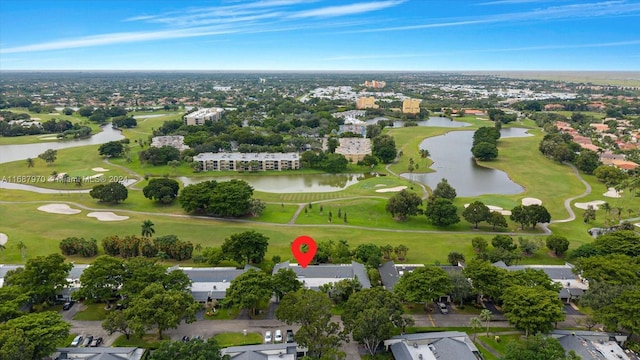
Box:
[366,116,470,128]
[178,173,379,193]
[0,124,124,164]
[402,128,532,197]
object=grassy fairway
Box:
[0,108,102,145]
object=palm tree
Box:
[141,220,155,238]
[469,317,482,341]
[480,309,492,337]
[194,243,202,254]
[601,202,611,224]
[16,241,27,260]
[26,158,34,167]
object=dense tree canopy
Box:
[224,269,273,315]
[221,230,269,264]
[510,204,551,229]
[179,179,254,217]
[372,134,397,163]
[502,334,570,360]
[149,338,227,360]
[75,255,125,305]
[425,197,460,226]
[0,312,70,360]
[462,201,490,228]
[272,268,301,301]
[394,266,453,304]
[385,189,423,220]
[501,285,565,336]
[90,182,128,203]
[6,253,72,306]
[472,142,499,161]
[143,178,180,204]
[139,145,181,166]
[98,141,125,157]
[431,178,457,200]
[276,289,347,359]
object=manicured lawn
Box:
[112,334,169,349]
[475,342,500,360]
[212,332,262,347]
[72,302,111,321]
[478,334,522,355]
[203,307,239,320]
[0,108,101,145]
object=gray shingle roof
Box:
[272,261,371,289]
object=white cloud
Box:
[288,0,405,18]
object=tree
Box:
[583,205,596,223]
[488,211,508,230]
[425,197,460,226]
[372,134,397,163]
[126,282,199,339]
[492,235,517,251]
[599,288,640,336]
[353,243,382,268]
[510,204,551,229]
[0,286,30,322]
[102,309,133,340]
[140,219,155,238]
[431,178,457,200]
[90,182,128,203]
[469,317,482,341]
[501,285,565,336]
[16,240,27,260]
[222,230,269,264]
[208,179,254,217]
[224,269,272,316]
[37,149,57,165]
[98,141,125,157]
[342,287,405,355]
[149,338,226,360]
[394,266,453,304]
[472,237,488,253]
[385,189,423,220]
[75,255,125,306]
[502,334,567,360]
[321,153,348,173]
[594,165,628,187]
[480,309,492,336]
[546,235,570,256]
[272,268,301,302]
[276,289,347,359]
[449,271,473,306]
[462,201,490,228]
[26,157,34,167]
[0,312,70,360]
[463,260,508,302]
[447,252,465,265]
[575,149,601,175]
[7,253,72,306]
[143,178,180,204]
[199,246,225,266]
[120,258,169,302]
[394,244,408,261]
[139,146,180,166]
[575,254,640,286]
[472,142,499,160]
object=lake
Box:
[366,116,471,128]
[0,124,124,164]
[402,128,532,197]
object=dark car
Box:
[286,329,294,343]
[62,301,74,310]
[90,337,103,347]
[182,336,190,342]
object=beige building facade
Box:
[183,108,224,126]
[402,98,421,114]
[356,96,379,109]
[193,152,300,171]
[335,137,372,163]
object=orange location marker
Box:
[291,235,317,269]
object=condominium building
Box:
[183,107,224,126]
[335,137,372,163]
[356,96,379,110]
[150,135,190,151]
[363,80,386,89]
[193,152,300,171]
[402,98,421,114]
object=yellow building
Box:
[402,99,421,114]
[356,97,379,109]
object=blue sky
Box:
[1,0,639,71]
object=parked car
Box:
[193,335,203,341]
[437,302,449,315]
[81,335,93,347]
[264,331,272,344]
[181,336,190,342]
[89,337,103,347]
[70,335,83,347]
[286,329,294,343]
[274,330,283,343]
[62,301,74,310]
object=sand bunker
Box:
[376,186,408,193]
[87,212,129,221]
[92,167,110,172]
[39,136,59,141]
[463,203,512,216]
[47,173,67,182]
[0,233,7,246]
[37,203,81,215]
[603,188,622,198]
[522,197,542,206]
[574,200,606,210]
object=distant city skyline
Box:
[1,0,640,71]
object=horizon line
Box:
[1,69,639,73]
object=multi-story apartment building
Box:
[183,108,224,126]
[356,96,379,109]
[335,137,372,163]
[193,152,300,171]
[402,98,421,114]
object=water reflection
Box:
[178,173,378,193]
[365,116,470,128]
[403,128,532,197]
